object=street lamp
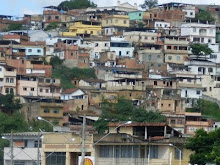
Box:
[169,143,182,165]
[38,116,54,126]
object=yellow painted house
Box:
[102,14,129,27]
[61,21,102,37]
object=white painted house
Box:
[61,88,86,101]
[110,37,134,57]
[181,22,216,44]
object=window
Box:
[174,148,183,160]
[34,140,42,148]
[48,16,51,20]
[151,63,154,67]
[90,31,93,34]
[99,146,113,158]
[40,88,43,92]
[53,109,59,114]
[126,51,129,55]
[0,68,2,72]
[46,89,49,93]
[139,13,142,16]
[55,16,59,20]
[46,79,51,83]
[176,56,181,60]
[209,29,213,34]
[115,19,118,23]
[123,20,127,24]
[201,38,204,43]
[168,56,172,60]
[208,39,212,43]
[121,145,132,158]
[110,95,115,100]
[208,68,213,73]
[46,152,66,165]
[6,78,9,83]
[81,105,84,110]
[145,36,148,40]
[5,88,9,94]
[31,88,34,91]
[161,103,163,107]
[10,88,13,94]
[148,55,152,60]
[190,12,193,16]
[157,55,160,59]
[14,161,25,165]
[154,81,157,85]
[44,109,50,113]
[28,49,32,52]
[150,145,158,159]
[210,87,212,91]
[10,78,14,83]
[37,49,41,53]
[196,91,201,95]
[23,87,27,91]
[167,46,171,49]
[171,120,176,124]
[177,119,183,124]
[168,104,171,107]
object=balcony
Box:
[140,49,162,54]
[165,49,188,54]
[4,71,16,77]
[164,39,188,45]
[186,121,210,127]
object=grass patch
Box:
[52,65,97,89]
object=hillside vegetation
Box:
[186,99,220,121]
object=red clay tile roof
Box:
[61,88,79,94]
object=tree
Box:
[195,10,215,22]
[94,97,166,133]
[44,21,60,31]
[140,0,158,10]
[185,128,220,164]
[5,23,23,31]
[0,94,22,115]
[58,0,97,10]
[0,112,29,164]
[49,56,63,69]
[190,43,213,60]
[28,119,53,132]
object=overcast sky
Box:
[1,0,220,17]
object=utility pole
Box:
[10,131,13,165]
[81,113,86,165]
[37,131,40,165]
